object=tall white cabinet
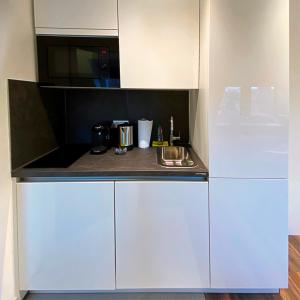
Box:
[17,182,115,291]
[118,0,200,89]
[190,0,289,289]
[115,181,210,289]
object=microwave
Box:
[37,36,120,88]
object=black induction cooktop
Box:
[24,145,91,168]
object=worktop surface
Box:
[12,147,208,180]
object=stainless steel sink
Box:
[157,146,197,168]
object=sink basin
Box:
[157,146,197,168]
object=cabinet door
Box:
[210,178,288,289]
[34,0,118,36]
[115,181,209,289]
[208,0,289,179]
[118,0,199,89]
[17,182,115,290]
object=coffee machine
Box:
[90,122,111,155]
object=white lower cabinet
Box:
[17,182,115,291]
[115,181,210,289]
[18,178,286,291]
[210,178,288,289]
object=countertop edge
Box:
[12,170,208,181]
[11,147,209,181]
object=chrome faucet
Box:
[170,116,180,146]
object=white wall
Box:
[0,1,36,300]
[289,0,300,235]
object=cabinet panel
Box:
[208,0,289,178]
[118,0,199,89]
[115,181,209,289]
[34,0,118,33]
[17,182,115,290]
[210,178,288,289]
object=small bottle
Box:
[157,125,163,142]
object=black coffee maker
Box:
[90,122,111,155]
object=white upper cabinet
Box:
[17,182,115,291]
[207,0,289,178]
[115,181,209,289]
[118,0,200,89]
[34,0,118,36]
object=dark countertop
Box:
[12,147,208,181]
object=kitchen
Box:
[0,1,298,300]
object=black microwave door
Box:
[37,36,120,87]
[70,46,101,87]
[108,49,121,86]
[70,46,120,87]
[37,37,72,86]
[48,46,71,84]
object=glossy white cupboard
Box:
[118,0,199,89]
[210,178,288,289]
[115,181,210,289]
[189,0,289,290]
[34,0,118,36]
[207,0,289,179]
[17,182,115,291]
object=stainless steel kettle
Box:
[118,124,134,150]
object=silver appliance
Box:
[118,124,134,150]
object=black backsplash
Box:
[9,80,189,170]
[66,89,189,145]
[8,80,65,170]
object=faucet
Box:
[170,116,180,146]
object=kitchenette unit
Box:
[9,0,289,298]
